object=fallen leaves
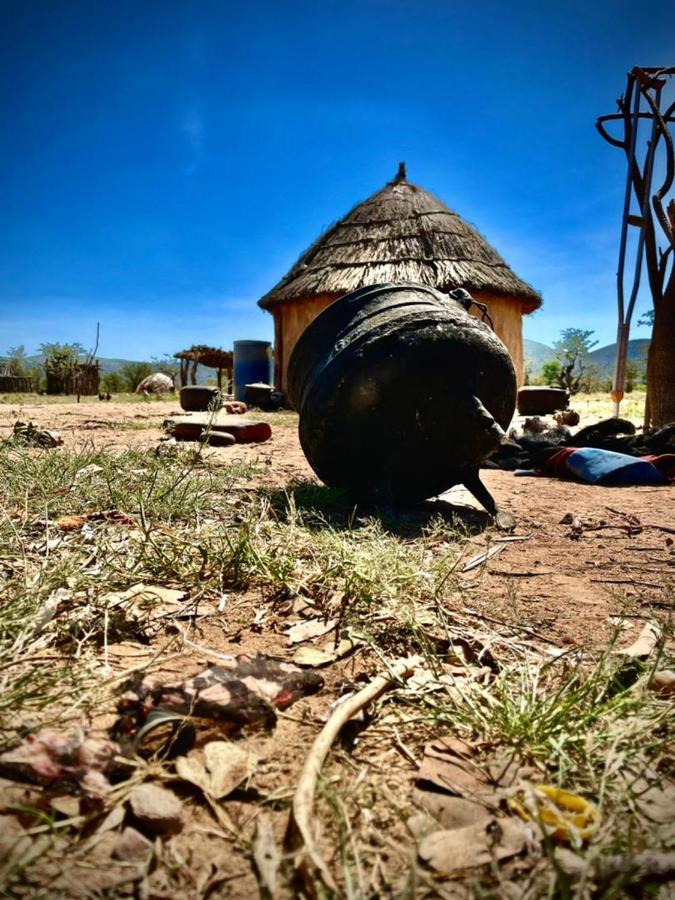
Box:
[291,635,359,668]
[55,509,134,531]
[286,617,337,645]
[418,817,529,874]
[413,735,542,875]
[175,740,257,800]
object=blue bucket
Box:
[233,340,273,401]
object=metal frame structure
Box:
[596,66,675,417]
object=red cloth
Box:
[642,454,675,483]
[538,447,576,478]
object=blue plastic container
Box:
[233,340,273,401]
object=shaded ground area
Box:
[0,395,672,898]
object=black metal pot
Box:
[288,283,517,509]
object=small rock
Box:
[649,670,675,698]
[50,795,81,818]
[559,512,574,525]
[129,783,183,835]
[113,826,154,862]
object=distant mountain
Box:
[523,339,555,375]
[523,338,650,378]
[588,339,650,375]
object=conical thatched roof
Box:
[259,164,541,313]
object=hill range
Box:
[8,339,651,384]
[524,338,649,377]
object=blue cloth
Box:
[566,448,668,486]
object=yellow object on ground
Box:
[509,785,600,845]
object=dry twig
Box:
[286,656,421,894]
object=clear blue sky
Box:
[1,0,672,359]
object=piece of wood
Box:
[591,578,661,588]
[286,656,421,893]
[166,414,272,444]
[461,544,505,573]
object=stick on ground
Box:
[286,655,422,894]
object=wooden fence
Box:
[0,375,34,393]
[46,362,100,396]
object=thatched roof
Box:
[174,345,232,369]
[259,163,541,313]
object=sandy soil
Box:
[2,397,672,652]
[1,397,672,897]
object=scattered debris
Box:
[0,728,118,795]
[115,655,324,748]
[112,826,154,863]
[10,420,63,448]
[594,851,675,887]
[287,617,337,644]
[33,586,70,634]
[129,782,184,835]
[292,636,359,668]
[491,417,675,476]
[253,813,280,897]
[416,736,503,805]
[56,509,134,531]
[102,582,210,634]
[75,463,104,478]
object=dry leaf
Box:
[175,755,212,795]
[412,790,492,831]
[176,741,256,801]
[418,818,528,874]
[56,510,134,531]
[292,646,335,667]
[416,737,499,803]
[104,583,190,622]
[287,618,337,645]
[203,741,256,799]
[56,515,89,532]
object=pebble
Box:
[129,783,183,835]
[113,826,154,862]
[648,670,675,698]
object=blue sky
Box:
[1,0,673,360]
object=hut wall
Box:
[470,291,525,386]
[276,293,340,390]
[276,290,527,391]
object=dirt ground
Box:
[1,397,671,652]
[1,396,673,898]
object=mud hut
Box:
[259,164,541,389]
